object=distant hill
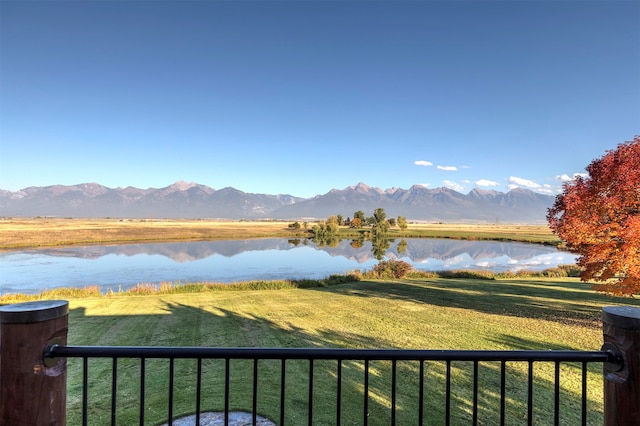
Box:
[0,181,555,222]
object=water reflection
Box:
[0,238,577,294]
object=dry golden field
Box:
[0,218,558,249]
[0,218,302,249]
[408,222,553,235]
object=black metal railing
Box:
[46,345,618,426]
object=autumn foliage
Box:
[547,136,640,295]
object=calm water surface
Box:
[0,238,577,294]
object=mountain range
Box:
[0,181,555,223]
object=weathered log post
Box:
[602,305,640,426]
[0,300,69,425]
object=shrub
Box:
[324,273,361,285]
[371,260,413,279]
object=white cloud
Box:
[443,180,465,192]
[555,172,588,181]
[508,184,519,190]
[414,160,433,167]
[437,165,457,171]
[416,183,431,188]
[508,176,541,189]
[461,179,471,184]
[475,179,499,187]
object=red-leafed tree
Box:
[547,136,640,295]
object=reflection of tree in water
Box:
[311,235,341,248]
[350,239,364,249]
[397,239,408,255]
[371,235,392,261]
[309,235,401,261]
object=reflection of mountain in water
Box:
[34,238,573,268]
[313,239,572,267]
[36,239,297,262]
[398,239,556,262]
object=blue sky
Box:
[1,1,638,198]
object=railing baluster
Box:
[224,358,230,425]
[140,357,146,425]
[445,360,451,426]
[554,361,560,426]
[168,358,174,426]
[391,359,397,425]
[308,359,314,426]
[527,360,533,426]
[419,360,424,426]
[336,360,342,426]
[499,360,506,426]
[111,357,118,426]
[473,360,478,426]
[196,358,202,426]
[252,359,258,426]
[364,359,369,426]
[82,357,88,426]
[280,359,286,426]
[581,361,587,426]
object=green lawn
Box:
[62,277,639,425]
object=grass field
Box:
[59,276,637,425]
[0,218,559,249]
[0,218,303,249]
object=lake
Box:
[0,238,578,295]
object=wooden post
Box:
[602,305,640,426]
[0,300,69,426]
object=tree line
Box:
[287,208,408,238]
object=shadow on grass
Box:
[318,278,640,327]
[67,301,404,425]
[66,293,608,425]
[490,333,576,351]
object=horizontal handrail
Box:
[47,344,616,362]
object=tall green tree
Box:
[311,220,338,238]
[373,208,387,224]
[320,216,339,234]
[397,216,408,231]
